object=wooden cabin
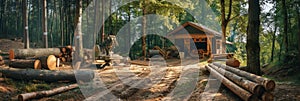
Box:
[167,22,224,58]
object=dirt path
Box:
[1,64,300,100]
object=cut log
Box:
[261,92,274,101]
[18,84,79,101]
[208,64,264,95]
[0,55,3,61]
[226,58,240,67]
[0,60,4,66]
[9,48,61,60]
[9,59,41,69]
[205,65,258,101]
[213,63,276,91]
[0,66,94,82]
[0,55,4,66]
[39,55,57,70]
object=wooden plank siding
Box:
[167,22,223,57]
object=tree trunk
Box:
[142,0,148,60]
[246,0,261,75]
[74,0,83,64]
[213,63,276,91]
[60,0,64,46]
[18,84,78,101]
[22,0,29,49]
[220,0,232,54]
[297,3,300,61]
[9,48,61,59]
[42,0,48,48]
[0,66,94,82]
[127,3,131,51]
[39,55,57,70]
[205,65,258,101]
[282,0,289,53]
[9,59,41,69]
[101,0,105,43]
[208,64,264,95]
[271,27,277,62]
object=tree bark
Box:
[208,64,264,95]
[282,0,289,53]
[18,84,78,101]
[220,0,233,54]
[93,0,100,60]
[74,0,83,64]
[213,63,276,91]
[297,3,300,61]
[246,0,261,75]
[142,0,148,60]
[271,27,277,62]
[0,66,94,82]
[9,48,61,59]
[101,0,105,43]
[9,59,41,69]
[205,65,258,101]
[39,55,57,70]
[22,0,29,49]
[42,0,48,48]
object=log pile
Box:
[9,46,73,62]
[7,46,75,70]
[205,63,275,101]
[58,45,73,62]
[0,55,4,66]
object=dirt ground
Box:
[0,39,300,101]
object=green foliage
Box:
[233,42,247,66]
[23,83,51,92]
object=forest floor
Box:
[0,38,300,101]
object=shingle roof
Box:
[168,22,222,37]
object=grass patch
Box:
[23,83,51,92]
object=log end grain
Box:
[0,56,3,66]
[248,95,259,101]
[34,60,42,69]
[47,55,57,70]
[9,49,14,60]
[0,55,3,61]
[226,58,240,67]
[265,80,276,91]
[253,85,264,97]
[261,92,274,101]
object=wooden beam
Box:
[169,34,214,39]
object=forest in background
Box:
[0,0,299,73]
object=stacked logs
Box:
[205,63,275,101]
[8,46,73,70]
[9,45,73,62]
[0,55,4,66]
[58,45,73,62]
